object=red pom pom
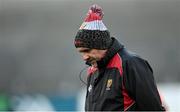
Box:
[85,4,104,22]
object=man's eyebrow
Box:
[79,49,91,52]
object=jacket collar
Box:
[96,37,124,69]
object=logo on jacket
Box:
[106,79,112,90]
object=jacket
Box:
[85,37,165,111]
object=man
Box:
[74,4,165,111]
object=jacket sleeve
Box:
[123,56,165,111]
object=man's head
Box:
[74,4,112,66]
[77,47,107,67]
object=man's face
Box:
[77,47,107,66]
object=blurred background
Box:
[0,0,179,111]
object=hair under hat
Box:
[74,4,112,49]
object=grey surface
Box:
[0,0,179,94]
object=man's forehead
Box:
[78,47,90,50]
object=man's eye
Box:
[84,49,91,52]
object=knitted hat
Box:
[74,4,112,49]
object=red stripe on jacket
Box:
[107,53,135,110]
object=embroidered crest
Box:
[106,79,112,90]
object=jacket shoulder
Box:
[118,48,146,63]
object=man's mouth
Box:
[85,59,96,65]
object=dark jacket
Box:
[85,37,165,111]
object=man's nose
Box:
[82,54,89,61]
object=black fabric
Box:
[122,56,165,110]
[75,29,112,49]
[85,37,166,111]
[85,68,124,111]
